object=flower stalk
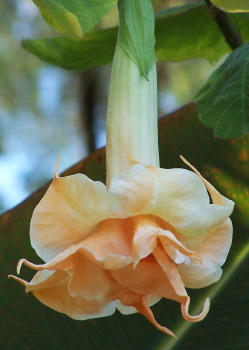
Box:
[106,0,159,186]
[106,44,159,186]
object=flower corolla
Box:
[11,157,234,337]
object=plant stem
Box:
[204,0,243,50]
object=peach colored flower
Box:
[10,44,234,337]
[11,156,233,337]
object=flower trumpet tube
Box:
[9,13,234,340]
[106,43,159,186]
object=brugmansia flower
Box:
[10,43,234,337]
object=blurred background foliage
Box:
[0,0,219,212]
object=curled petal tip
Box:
[180,155,202,178]
[8,274,29,287]
[148,316,177,338]
[17,259,25,275]
[159,327,177,339]
[137,295,177,338]
[179,155,200,174]
[181,296,210,322]
[17,258,43,272]
[179,155,190,167]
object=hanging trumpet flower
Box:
[10,0,234,337]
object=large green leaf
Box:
[195,42,249,139]
[212,0,249,12]
[118,0,156,79]
[32,0,117,38]
[22,28,118,71]
[21,3,249,70]
[155,2,229,63]
[1,104,249,349]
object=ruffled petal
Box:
[111,160,234,234]
[68,255,122,302]
[153,245,188,298]
[17,252,122,303]
[30,174,114,262]
[82,218,133,269]
[12,269,117,320]
[108,164,156,216]
[153,245,209,322]
[116,291,176,337]
[112,258,183,303]
[111,163,210,224]
[16,216,136,306]
[132,218,158,267]
[178,219,233,288]
[146,166,233,231]
[132,215,200,267]
[13,216,134,317]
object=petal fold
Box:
[178,219,233,288]
[132,215,201,267]
[25,270,118,320]
[109,164,156,216]
[112,259,183,303]
[148,166,233,232]
[30,174,115,262]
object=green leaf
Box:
[155,3,249,62]
[231,12,249,42]
[212,0,249,12]
[118,0,156,79]
[32,0,118,38]
[155,2,230,63]
[1,104,249,349]
[22,28,118,71]
[195,42,249,139]
[23,3,249,71]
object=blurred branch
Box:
[204,0,243,50]
[79,70,96,154]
